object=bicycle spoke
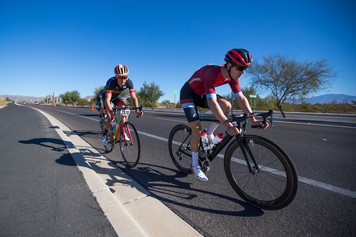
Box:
[168,124,193,174]
[225,135,298,209]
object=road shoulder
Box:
[31,106,202,237]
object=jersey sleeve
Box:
[127,79,135,94]
[229,79,243,97]
[202,68,217,99]
[105,78,113,94]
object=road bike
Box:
[101,105,143,167]
[168,110,298,210]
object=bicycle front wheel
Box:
[224,135,298,210]
[119,122,140,167]
[168,124,192,174]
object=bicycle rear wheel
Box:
[168,124,192,174]
[224,135,298,210]
[119,122,140,167]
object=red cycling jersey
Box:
[187,65,242,98]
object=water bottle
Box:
[212,133,224,144]
[208,133,224,150]
[201,131,209,152]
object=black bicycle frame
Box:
[180,110,273,172]
[205,132,260,174]
[207,133,233,161]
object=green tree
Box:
[138,81,164,110]
[92,86,105,105]
[161,100,175,108]
[93,86,105,96]
[77,98,90,106]
[248,54,335,117]
[60,90,80,105]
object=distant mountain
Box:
[306,94,356,104]
[1,94,95,103]
[2,93,355,104]
[84,95,95,101]
[286,94,356,104]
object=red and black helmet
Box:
[224,49,253,67]
[114,64,129,76]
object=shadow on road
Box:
[19,137,66,152]
[90,157,264,218]
[18,137,77,166]
[18,132,264,218]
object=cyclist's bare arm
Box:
[130,92,143,117]
[207,97,240,135]
[207,97,228,123]
[236,95,269,129]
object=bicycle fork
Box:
[122,123,133,146]
[236,136,260,174]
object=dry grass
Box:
[0,97,7,107]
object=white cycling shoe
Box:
[102,135,108,146]
[191,165,208,182]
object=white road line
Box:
[298,177,356,198]
[137,131,169,142]
[226,156,356,198]
[55,109,356,199]
[56,109,99,122]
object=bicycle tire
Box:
[168,124,193,174]
[224,135,298,210]
[119,121,140,167]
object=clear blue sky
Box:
[1,0,355,102]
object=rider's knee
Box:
[226,101,232,111]
[218,97,231,112]
[190,121,202,134]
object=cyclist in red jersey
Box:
[102,65,143,146]
[180,49,269,181]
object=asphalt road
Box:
[3,103,356,236]
[0,104,117,236]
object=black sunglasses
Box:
[237,66,248,71]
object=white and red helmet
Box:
[114,64,129,77]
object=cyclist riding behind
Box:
[180,48,269,181]
[102,64,144,146]
[96,87,106,122]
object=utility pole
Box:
[173,90,180,111]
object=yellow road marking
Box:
[274,121,355,129]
